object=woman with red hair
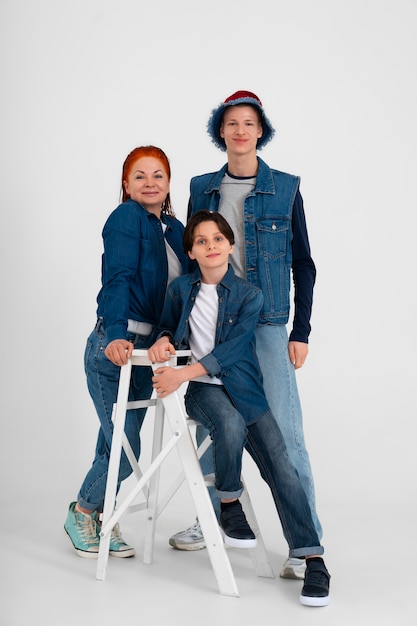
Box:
[64,146,191,558]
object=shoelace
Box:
[110,523,125,546]
[94,516,128,547]
[78,515,99,546]
[183,521,202,537]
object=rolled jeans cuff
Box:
[214,487,244,500]
[291,545,324,558]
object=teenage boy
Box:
[148,210,330,607]
[170,91,321,582]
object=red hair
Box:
[120,146,174,215]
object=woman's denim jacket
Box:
[187,158,316,342]
[157,265,270,424]
[96,199,191,343]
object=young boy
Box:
[148,210,330,607]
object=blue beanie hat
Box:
[207,90,275,152]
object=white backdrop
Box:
[1,0,416,614]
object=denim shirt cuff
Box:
[199,353,222,378]
[106,324,128,344]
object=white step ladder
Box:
[96,349,274,596]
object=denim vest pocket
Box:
[255,219,291,318]
[256,218,288,259]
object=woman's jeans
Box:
[197,324,322,540]
[186,382,322,557]
[77,322,154,512]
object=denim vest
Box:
[188,158,299,325]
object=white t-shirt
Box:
[189,282,223,385]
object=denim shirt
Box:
[96,199,191,343]
[157,265,270,424]
[187,158,316,342]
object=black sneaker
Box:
[300,557,330,607]
[219,500,257,549]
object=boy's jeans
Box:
[197,324,322,540]
[186,382,322,557]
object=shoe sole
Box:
[109,548,135,558]
[300,594,330,607]
[64,528,99,559]
[169,538,207,551]
[65,528,136,559]
[220,527,257,549]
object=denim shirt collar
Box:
[128,199,173,230]
[188,264,235,291]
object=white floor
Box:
[3,445,414,626]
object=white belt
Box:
[127,319,153,336]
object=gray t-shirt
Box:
[218,172,256,279]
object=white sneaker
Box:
[169,520,206,551]
[280,557,306,579]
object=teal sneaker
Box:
[65,502,136,559]
[109,523,135,558]
[64,502,100,558]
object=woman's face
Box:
[123,156,170,215]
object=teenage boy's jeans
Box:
[197,324,322,540]
[77,322,154,512]
[186,382,322,557]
